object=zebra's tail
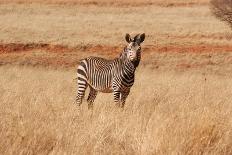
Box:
[77,59,88,83]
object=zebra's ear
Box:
[125,33,132,43]
[139,33,145,43]
[135,33,145,44]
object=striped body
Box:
[75,33,145,109]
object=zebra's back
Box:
[77,56,116,92]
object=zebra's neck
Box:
[117,53,136,86]
[122,59,135,74]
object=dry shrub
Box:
[210,0,232,29]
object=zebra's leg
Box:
[87,87,97,109]
[121,90,130,108]
[76,79,87,107]
[113,90,121,107]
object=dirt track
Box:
[1,43,232,76]
[0,2,231,70]
[1,43,232,54]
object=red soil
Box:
[0,43,231,68]
[0,43,231,55]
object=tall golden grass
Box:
[0,1,231,154]
[1,66,232,154]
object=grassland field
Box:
[0,0,232,154]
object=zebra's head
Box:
[123,33,145,66]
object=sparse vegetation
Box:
[210,0,232,29]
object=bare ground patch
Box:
[0,43,232,76]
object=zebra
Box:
[76,33,145,109]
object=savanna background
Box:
[0,0,232,154]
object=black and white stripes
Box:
[75,33,145,109]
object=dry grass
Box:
[0,0,210,6]
[0,4,230,46]
[1,1,232,154]
[1,66,232,154]
[0,3,231,70]
[0,2,231,69]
